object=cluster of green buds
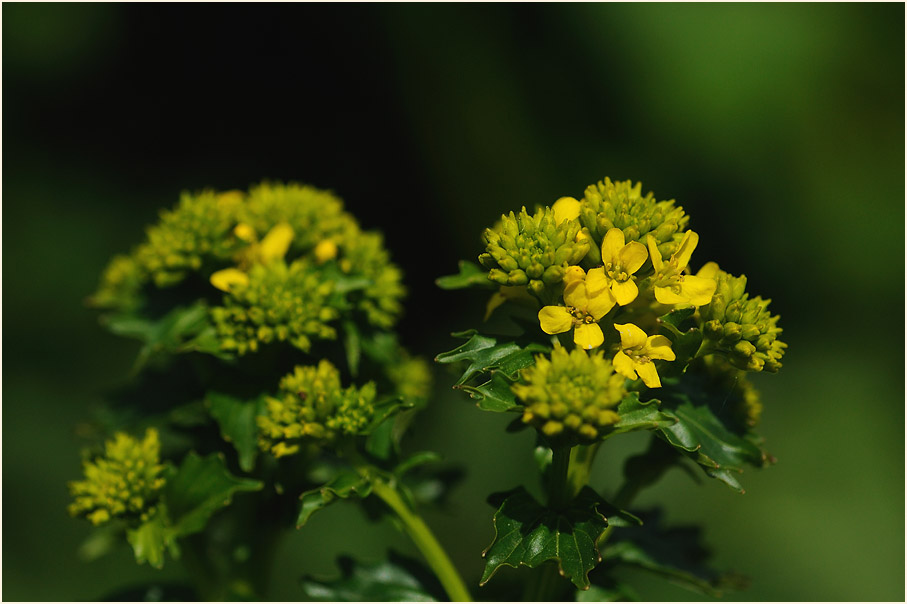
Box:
[68,428,167,526]
[578,177,689,262]
[257,360,378,457]
[210,259,339,355]
[479,206,590,298]
[698,264,786,372]
[512,346,626,445]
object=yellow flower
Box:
[586,228,648,306]
[612,323,675,388]
[210,222,294,291]
[552,196,582,224]
[538,268,616,349]
[647,230,716,306]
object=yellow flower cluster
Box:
[68,428,167,526]
[257,360,378,456]
[512,346,626,445]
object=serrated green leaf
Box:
[480,487,608,590]
[206,392,265,472]
[164,453,262,537]
[655,400,764,493]
[297,471,373,528]
[602,393,675,438]
[436,261,494,290]
[458,372,522,412]
[436,330,547,387]
[126,513,178,569]
[104,302,214,369]
[600,508,747,598]
[657,307,696,335]
[302,551,443,601]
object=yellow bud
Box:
[234,223,256,242]
[314,239,338,263]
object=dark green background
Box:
[4,3,904,601]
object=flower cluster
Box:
[90,182,407,354]
[68,428,167,526]
[455,176,786,442]
[698,264,786,372]
[513,346,626,445]
[257,360,378,456]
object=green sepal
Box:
[654,398,766,493]
[436,261,495,290]
[206,392,265,472]
[602,392,675,438]
[458,372,522,412]
[436,330,548,385]
[480,486,609,590]
[163,452,262,537]
[297,471,373,528]
[126,513,178,569]
[302,551,444,601]
[599,509,747,598]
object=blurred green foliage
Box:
[3,3,903,601]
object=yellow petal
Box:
[618,241,648,275]
[635,361,662,388]
[552,197,581,224]
[574,323,604,350]
[609,279,639,306]
[563,281,589,310]
[645,335,676,361]
[612,350,638,380]
[210,268,250,292]
[564,266,586,286]
[584,267,608,296]
[672,230,699,271]
[259,222,294,263]
[614,323,647,350]
[586,287,616,320]
[601,228,626,264]
[678,275,718,306]
[234,223,256,242]
[654,284,687,305]
[539,306,573,334]
[647,234,664,272]
[696,261,720,279]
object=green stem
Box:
[566,443,600,498]
[547,445,572,510]
[370,479,472,602]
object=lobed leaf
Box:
[206,392,265,472]
[126,513,178,569]
[163,452,262,537]
[458,373,522,412]
[480,487,609,590]
[602,392,675,438]
[297,471,373,528]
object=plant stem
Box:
[547,445,572,510]
[566,443,600,498]
[370,479,472,602]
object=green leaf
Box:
[435,330,547,387]
[302,551,443,601]
[206,392,265,472]
[657,307,696,335]
[600,509,747,598]
[481,487,608,590]
[458,372,522,412]
[364,395,412,435]
[163,452,262,537]
[436,261,494,290]
[577,581,640,602]
[77,522,123,562]
[656,308,703,377]
[602,392,675,438]
[104,302,214,369]
[394,451,442,478]
[297,471,373,528]
[126,514,177,569]
[655,399,765,493]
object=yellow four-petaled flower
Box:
[538,267,616,349]
[586,228,648,306]
[647,230,716,306]
[612,323,675,388]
